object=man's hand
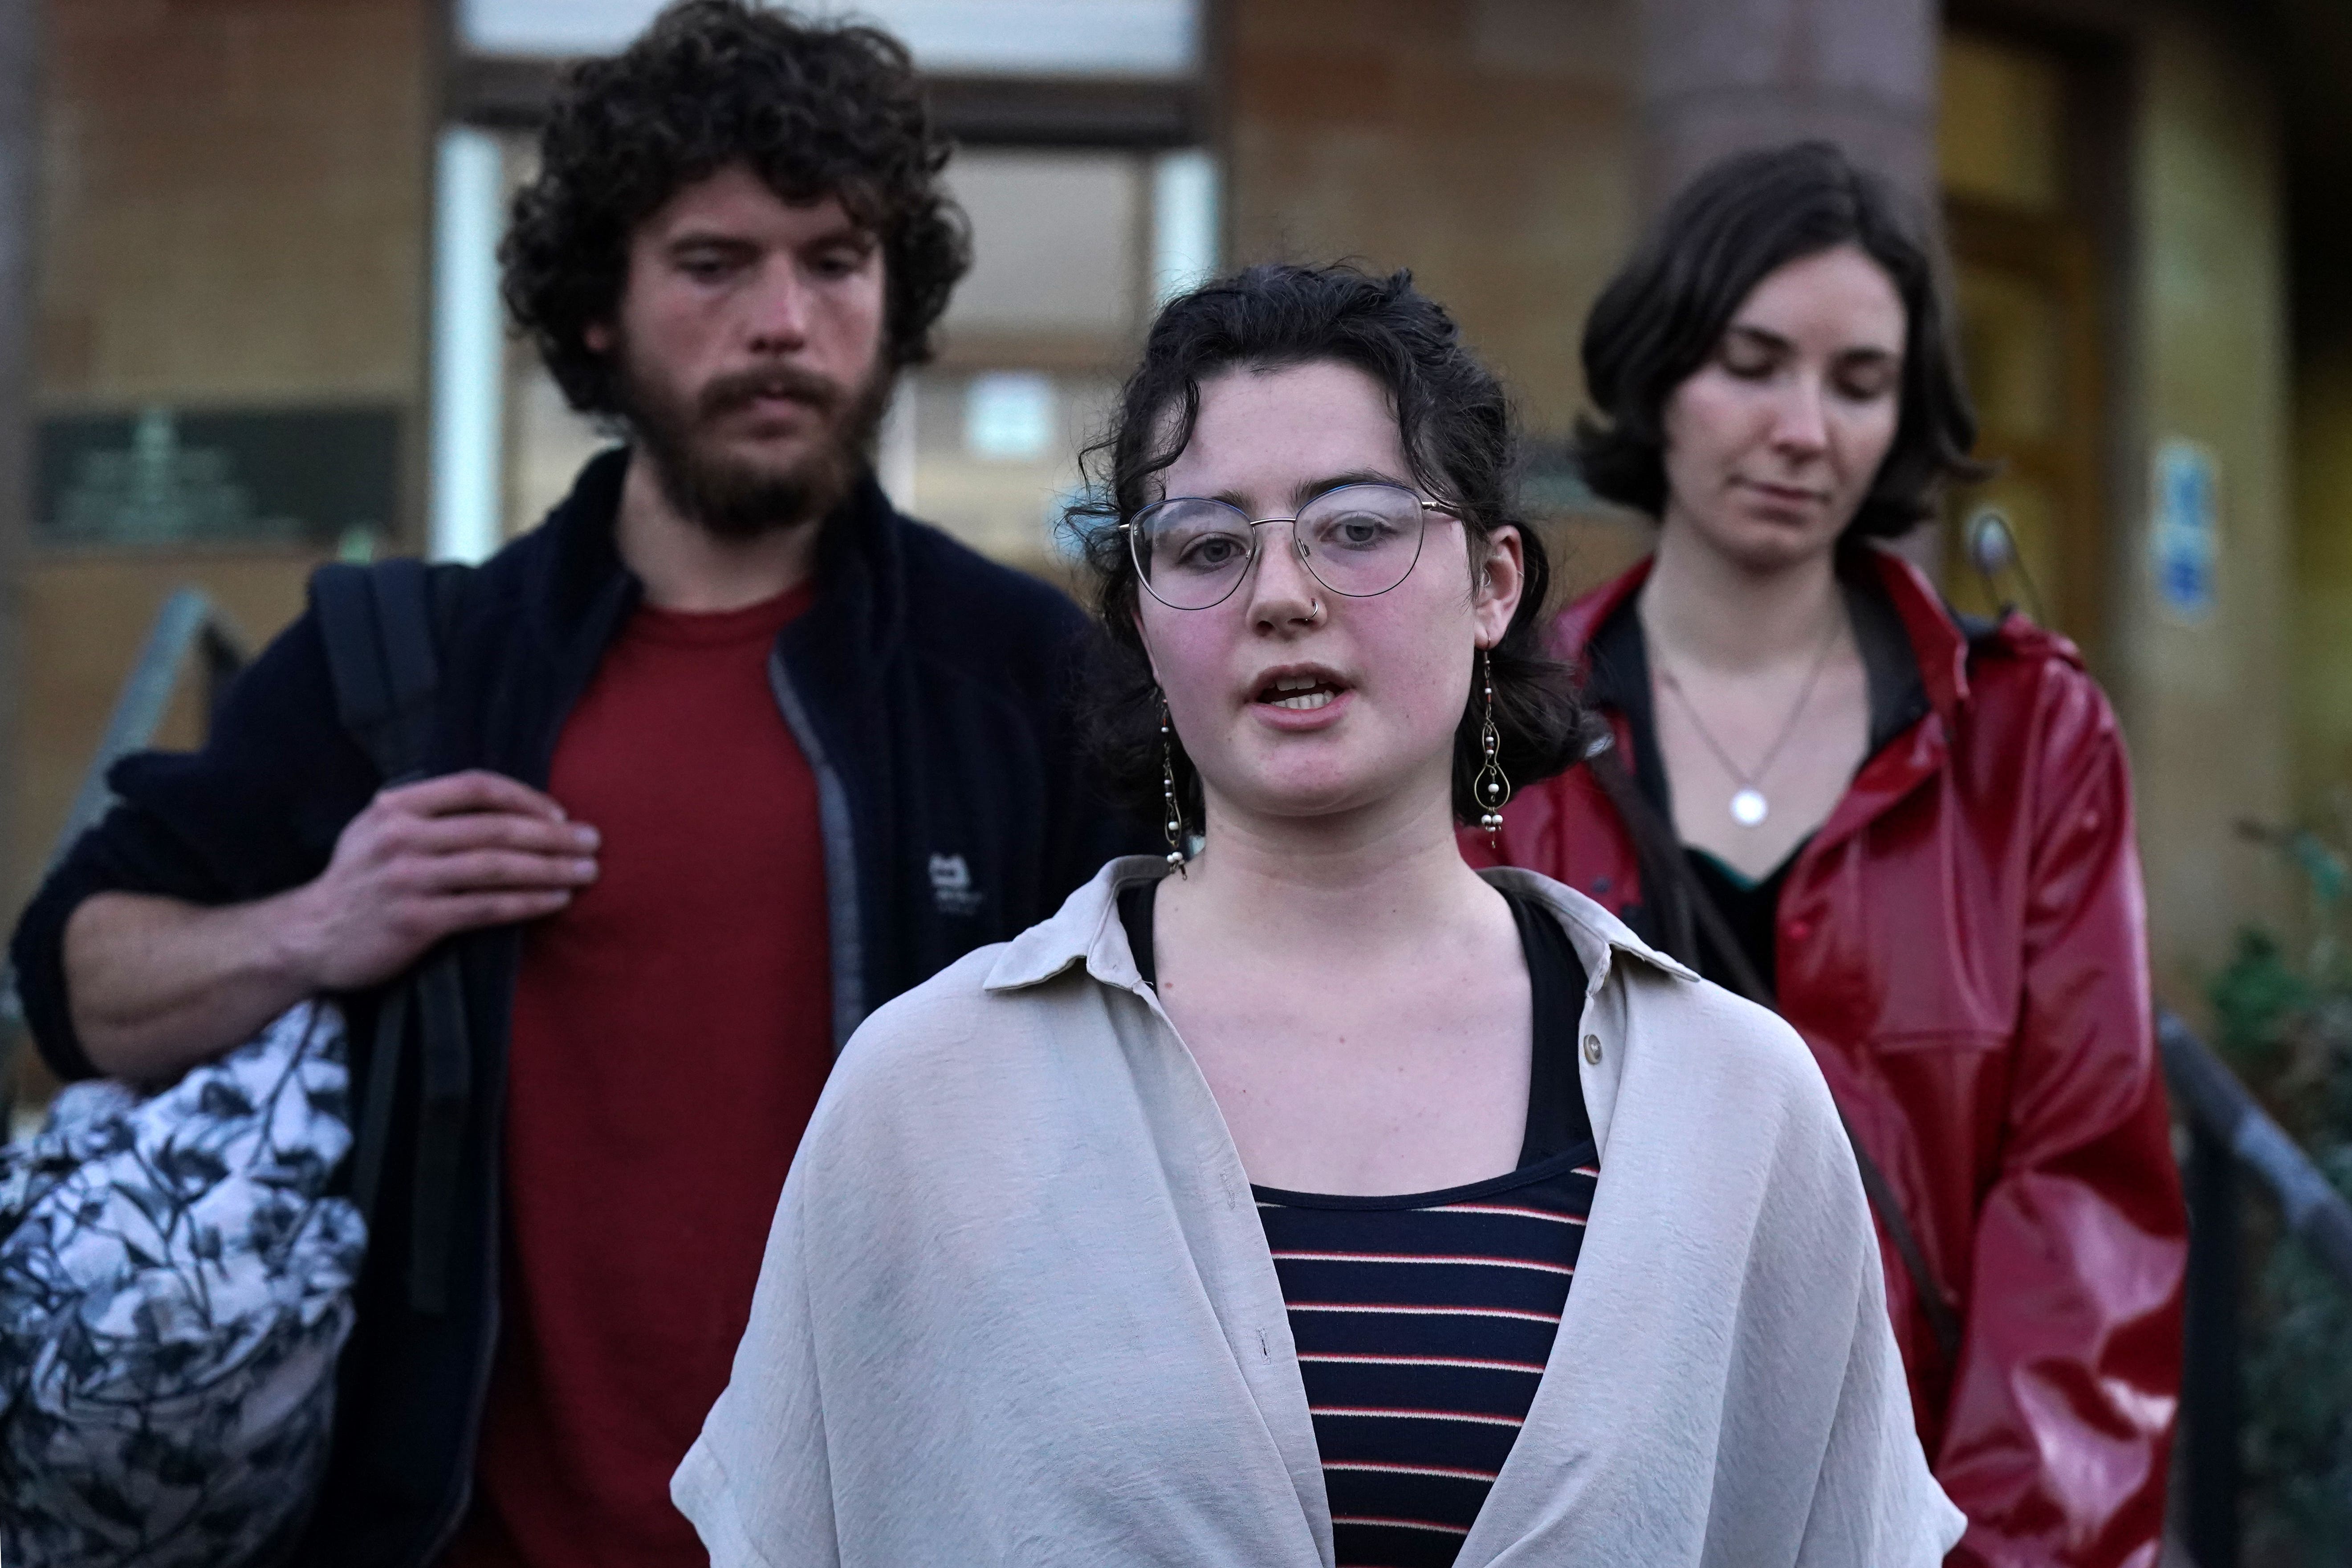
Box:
[64,771,598,1083]
[282,771,599,991]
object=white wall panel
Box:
[461,0,1197,76]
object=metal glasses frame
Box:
[1121,483,1453,611]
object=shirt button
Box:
[1785,920,1812,943]
[1582,1034,1603,1065]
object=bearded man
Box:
[7,6,1137,1565]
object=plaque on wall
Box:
[37,405,401,548]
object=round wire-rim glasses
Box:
[1123,482,1453,611]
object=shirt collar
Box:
[983,856,1699,996]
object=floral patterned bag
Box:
[0,560,466,1565]
[0,1002,366,1567]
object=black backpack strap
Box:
[309,558,476,1315]
[1586,743,1966,1367]
[314,560,439,783]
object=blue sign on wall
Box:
[2151,439,2218,622]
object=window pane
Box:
[944,152,1144,338]
[902,370,1119,569]
[904,149,1170,572]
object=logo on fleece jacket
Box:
[929,853,983,917]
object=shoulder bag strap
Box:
[313,560,437,783]
[310,558,475,1315]
[1586,744,1965,1366]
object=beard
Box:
[611,334,894,542]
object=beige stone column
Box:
[1633,0,1939,210]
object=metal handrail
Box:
[2160,1006,2352,1284]
[0,589,248,1108]
[52,589,249,882]
[2160,1003,2352,1568]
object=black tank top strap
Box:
[1502,890,1592,1166]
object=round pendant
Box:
[1730,787,1769,827]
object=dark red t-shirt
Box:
[446,583,831,1568]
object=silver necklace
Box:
[1655,617,1842,828]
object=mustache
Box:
[698,363,846,419]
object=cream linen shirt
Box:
[675,857,1965,1567]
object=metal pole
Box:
[0,0,39,1132]
[2182,1118,2241,1568]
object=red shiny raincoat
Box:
[1467,549,2186,1567]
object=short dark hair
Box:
[1065,263,1587,827]
[1575,140,1985,538]
[501,0,972,415]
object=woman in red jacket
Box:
[1476,141,2185,1566]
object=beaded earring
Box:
[1160,694,1189,875]
[1474,648,1513,845]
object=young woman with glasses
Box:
[674,262,1963,1567]
[1470,143,2185,1568]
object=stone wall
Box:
[1223,0,1638,526]
[11,0,434,1105]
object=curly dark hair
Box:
[1065,263,1587,828]
[1575,140,1986,538]
[501,0,972,414]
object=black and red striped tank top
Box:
[1119,884,1593,1567]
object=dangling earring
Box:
[1160,694,1190,876]
[1475,648,1513,846]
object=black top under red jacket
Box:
[9,447,1143,1568]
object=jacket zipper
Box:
[767,646,866,1051]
